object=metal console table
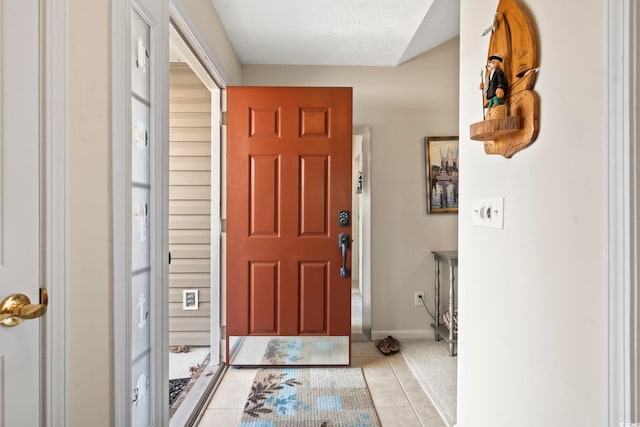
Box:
[431,250,457,356]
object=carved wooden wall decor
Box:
[469,0,539,158]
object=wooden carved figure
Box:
[481,53,508,119]
[470,0,540,158]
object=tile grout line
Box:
[359,365,387,426]
[386,356,428,426]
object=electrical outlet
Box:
[414,292,425,306]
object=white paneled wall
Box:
[169,62,211,346]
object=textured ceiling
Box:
[209,0,460,66]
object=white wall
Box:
[243,38,460,337]
[68,0,112,424]
[457,1,607,426]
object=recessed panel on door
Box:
[250,155,280,236]
[299,261,328,334]
[299,108,329,138]
[250,107,280,138]
[249,261,278,334]
[299,156,329,236]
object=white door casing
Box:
[607,0,640,424]
[0,0,42,425]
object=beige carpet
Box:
[241,367,381,426]
[400,339,457,427]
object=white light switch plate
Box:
[472,197,504,229]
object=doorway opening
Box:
[167,22,224,425]
[352,125,372,342]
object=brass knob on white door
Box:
[0,289,48,327]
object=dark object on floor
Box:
[375,338,391,355]
[169,378,190,407]
[375,336,400,355]
[386,335,400,352]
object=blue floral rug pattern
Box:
[241,368,381,427]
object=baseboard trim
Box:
[371,330,432,340]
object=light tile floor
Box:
[196,341,447,427]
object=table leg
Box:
[448,261,455,356]
[434,260,440,341]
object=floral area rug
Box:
[240,367,381,427]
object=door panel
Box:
[299,261,328,333]
[249,261,278,334]
[0,0,42,425]
[249,155,279,236]
[300,156,329,235]
[227,87,352,366]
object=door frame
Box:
[44,0,68,424]
[168,0,232,87]
[168,9,224,365]
[607,0,639,423]
[165,4,232,423]
[112,0,170,425]
[165,13,227,426]
[169,0,231,365]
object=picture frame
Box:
[182,289,199,310]
[425,136,459,214]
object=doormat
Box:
[259,337,348,365]
[169,378,190,407]
[240,367,381,427]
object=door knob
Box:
[0,289,48,327]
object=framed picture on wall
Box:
[425,136,459,214]
[182,289,199,311]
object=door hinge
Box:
[221,218,227,233]
[221,111,227,126]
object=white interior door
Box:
[0,0,43,425]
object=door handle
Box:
[338,232,350,278]
[0,289,48,327]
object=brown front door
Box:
[226,86,353,365]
